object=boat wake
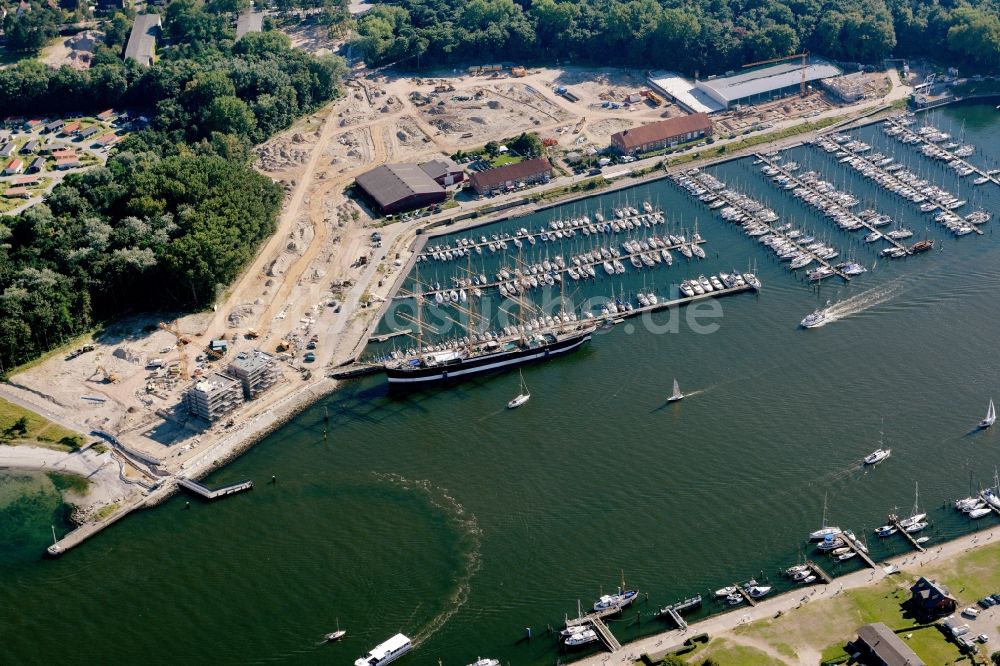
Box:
[807,280,905,327]
[372,473,483,648]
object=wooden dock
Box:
[734,584,757,607]
[889,515,926,553]
[838,531,878,569]
[589,616,621,651]
[980,492,1000,518]
[805,559,833,584]
[177,477,253,500]
[884,117,999,187]
[826,138,984,236]
[753,152,909,255]
[398,237,709,301]
[658,595,702,630]
[369,329,411,343]
[676,172,850,281]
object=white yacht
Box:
[355,634,412,666]
[507,371,530,409]
[809,494,839,541]
[667,379,684,403]
[747,585,771,598]
[564,629,598,647]
[467,659,500,666]
[864,448,891,465]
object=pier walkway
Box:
[753,152,909,255]
[675,172,850,281]
[889,515,926,553]
[177,477,253,500]
[565,604,625,652]
[838,531,878,569]
[823,138,984,236]
[397,237,709,300]
[884,117,999,187]
[806,559,833,584]
[657,595,701,630]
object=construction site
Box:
[0,59,911,549]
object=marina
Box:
[5,101,1000,666]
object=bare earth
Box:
[0,65,912,552]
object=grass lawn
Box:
[684,638,788,665]
[935,540,1000,602]
[0,397,82,451]
[490,153,522,167]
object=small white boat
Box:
[667,378,684,403]
[467,659,500,666]
[747,585,771,598]
[980,398,995,428]
[325,618,347,642]
[785,564,809,575]
[564,629,598,647]
[970,507,993,519]
[507,371,530,409]
[791,569,811,581]
[560,625,588,637]
[875,525,897,537]
[714,586,737,598]
[799,575,817,584]
[837,551,857,561]
[864,448,891,465]
[904,521,928,533]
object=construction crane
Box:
[158,320,190,380]
[742,51,810,97]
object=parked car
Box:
[990,593,1000,604]
[303,352,316,363]
[977,634,989,643]
[962,607,980,619]
[951,624,971,637]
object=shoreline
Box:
[572,524,999,665]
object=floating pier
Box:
[889,514,926,553]
[734,585,757,607]
[564,604,628,652]
[753,152,910,255]
[805,559,833,584]
[837,531,878,569]
[824,136,984,236]
[884,117,998,186]
[177,477,253,500]
[657,595,702,630]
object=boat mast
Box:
[415,264,423,354]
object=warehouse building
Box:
[228,350,277,399]
[611,114,712,155]
[649,59,842,113]
[695,60,842,110]
[469,157,552,195]
[186,373,241,422]
[124,14,161,67]
[355,163,447,215]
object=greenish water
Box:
[3,103,1000,665]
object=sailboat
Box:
[979,398,995,429]
[507,370,530,409]
[325,618,346,642]
[809,493,840,541]
[898,482,927,529]
[667,379,684,403]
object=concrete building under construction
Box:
[186,373,241,422]
[228,350,277,399]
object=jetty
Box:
[838,532,877,569]
[884,116,998,186]
[368,329,411,343]
[823,136,984,236]
[805,559,833,584]
[657,595,702,630]
[889,514,926,553]
[564,605,624,652]
[753,152,910,255]
[177,476,253,500]
[398,237,709,301]
[673,169,850,281]
[734,585,757,607]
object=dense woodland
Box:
[355,0,1000,73]
[0,1,346,371]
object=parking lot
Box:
[942,593,1000,655]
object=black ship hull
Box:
[385,330,592,385]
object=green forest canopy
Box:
[0,1,347,371]
[354,0,1000,74]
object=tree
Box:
[991,650,1000,666]
[8,417,30,437]
[484,141,500,157]
[105,12,133,48]
[660,656,685,666]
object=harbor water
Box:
[3,103,1000,665]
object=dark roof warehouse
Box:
[355,163,447,215]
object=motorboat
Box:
[817,536,845,551]
[875,525,897,537]
[747,585,771,598]
[864,448,891,465]
[355,634,412,666]
[904,521,928,533]
[979,398,995,428]
[667,379,684,403]
[915,536,930,545]
[831,547,851,556]
[714,586,737,598]
[799,575,817,584]
[800,310,827,329]
[559,625,588,637]
[564,629,598,647]
[786,564,809,575]
[837,551,857,561]
[726,593,744,606]
[970,507,993,519]
[467,660,500,666]
[791,569,812,581]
